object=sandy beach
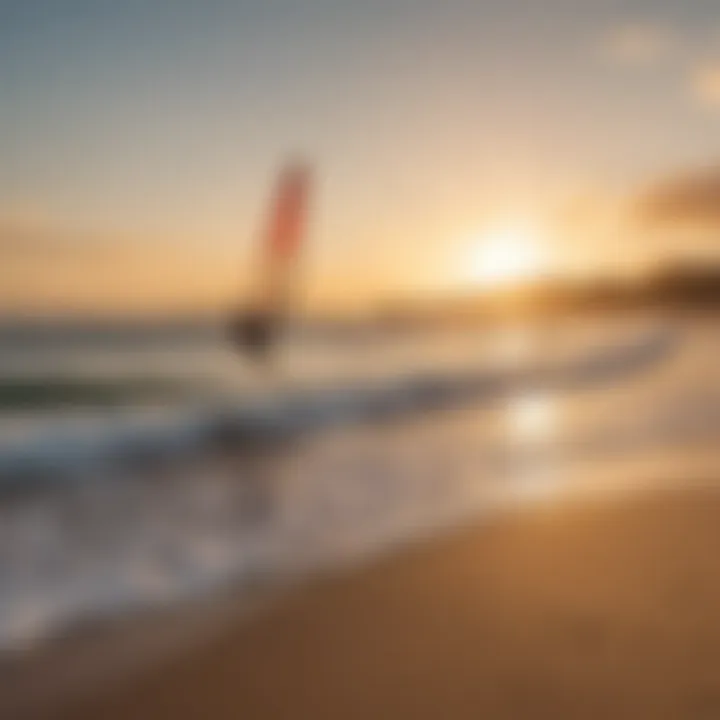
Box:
[22,484,718,720]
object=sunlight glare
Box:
[466,221,548,289]
[508,393,559,443]
[503,393,563,502]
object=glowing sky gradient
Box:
[2,0,720,314]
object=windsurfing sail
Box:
[256,160,311,315]
[230,161,312,359]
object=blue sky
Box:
[2,0,720,312]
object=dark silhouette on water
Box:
[229,161,311,362]
[229,310,283,363]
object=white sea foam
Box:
[0,325,675,484]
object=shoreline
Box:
[6,482,720,719]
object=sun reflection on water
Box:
[508,393,559,443]
[504,393,564,501]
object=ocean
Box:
[0,312,718,654]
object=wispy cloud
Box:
[600,22,678,67]
[0,208,79,259]
[691,63,720,107]
[636,164,720,226]
[0,207,152,262]
[600,23,720,112]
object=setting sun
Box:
[466,222,549,289]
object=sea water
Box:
[0,313,717,653]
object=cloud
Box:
[600,23,677,67]
[601,24,720,111]
[0,208,141,262]
[691,63,720,107]
[0,209,75,259]
[637,165,720,226]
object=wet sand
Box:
[34,486,720,719]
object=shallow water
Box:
[0,313,717,653]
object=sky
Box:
[2,0,720,316]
